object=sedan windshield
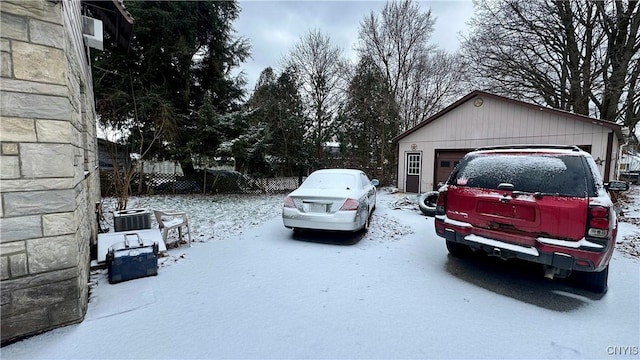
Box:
[300,173,358,190]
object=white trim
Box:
[465,234,540,257]
[537,237,604,250]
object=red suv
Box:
[435,145,628,294]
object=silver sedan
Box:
[282,169,379,232]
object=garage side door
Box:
[434,150,470,188]
[405,153,421,193]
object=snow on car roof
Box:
[311,168,365,175]
[470,147,588,156]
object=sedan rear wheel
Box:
[362,210,370,232]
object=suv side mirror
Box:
[371,179,380,187]
[606,180,629,192]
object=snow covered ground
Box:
[3,188,639,359]
[615,184,640,259]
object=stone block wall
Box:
[0,0,100,344]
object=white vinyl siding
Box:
[397,96,618,192]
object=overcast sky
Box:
[233,0,475,92]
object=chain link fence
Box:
[100,170,305,197]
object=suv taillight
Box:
[435,190,447,216]
[587,205,610,238]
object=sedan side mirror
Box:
[371,179,380,187]
[606,180,629,192]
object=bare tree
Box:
[408,50,470,123]
[627,58,640,134]
[461,0,639,131]
[594,0,640,129]
[357,0,463,131]
[285,29,347,167]
[100,84,172,210]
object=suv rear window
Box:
[450,153,595,197]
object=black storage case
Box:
[106,233,158,284]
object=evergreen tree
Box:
[246,67,309,176]
[339,56,399,184]
[92,1,250,172]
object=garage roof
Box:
[394,90,624,142]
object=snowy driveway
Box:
[3,191,639,359]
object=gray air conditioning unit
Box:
[82,15,104,51]
[113,209,152,232]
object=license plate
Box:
[477,201,535,221]
[310,203,326,213]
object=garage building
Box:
[394,91,624,193]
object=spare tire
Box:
[418,191,439,216]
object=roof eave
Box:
[393,90,624,143]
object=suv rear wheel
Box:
[446,240,471,257]
[575,265,609,294]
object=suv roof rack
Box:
[474,144,582,152]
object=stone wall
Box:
[0,0,100,344]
